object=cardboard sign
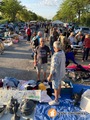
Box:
[26,90,41,101]
[0,89,41,104]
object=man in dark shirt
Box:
[34,37,50,81]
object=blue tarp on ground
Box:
[34,84,90,120]
[73,84,90,93]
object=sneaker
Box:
[49,100,59,106]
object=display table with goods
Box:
[0,78,90,120]
[0,89,37,120]
[0,88,52,120]
[34,84,90,120]
[66,64,90,81]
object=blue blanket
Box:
[34,84,90,120]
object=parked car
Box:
[75,27,90,34]
[0,27,6,37]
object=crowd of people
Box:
[25,23,90,105]
[0,21,89,106]
[28,23,90,65]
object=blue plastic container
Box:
[61,80,73,98]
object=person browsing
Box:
[34,37,50,82]
[47,41,66,105]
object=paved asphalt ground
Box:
[0,37,90,85]
[0,39,37,80]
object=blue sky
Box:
[19,0,63,19]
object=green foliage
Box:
[0,15,3,19]
[81,13,90,27]
[0,19,8,24]
[53,0,90,26]
[37,15,46,21]
[0,0,23,21]
[16,9,31,22]
[0,0,46,22]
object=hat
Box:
[38,83,46,90]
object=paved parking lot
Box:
[0,39,37,80]
[0,38,90,85]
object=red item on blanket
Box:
[67,64,90,71]
[13,39,19,44]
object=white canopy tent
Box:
[51,20,63,25]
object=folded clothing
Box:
[2,77,19,88]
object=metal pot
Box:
[21,99,35,116]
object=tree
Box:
[16,8,31,22]
[0,0,46,22]
[53,0,76,22]
[37,15,45,21]
[53,0,90,26]
[0,0,23,21]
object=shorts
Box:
[36,63,47,73]
[52,77,65,89]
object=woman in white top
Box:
[68,32,77,45]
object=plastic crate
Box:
[49,80,73,98]
[61,80,73,97]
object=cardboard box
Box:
[80,89,90,113]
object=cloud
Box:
[20,0,62,19]
[39,0,60,7]
[26,0,59,7]
[40,0,59,6]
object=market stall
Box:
[0,77,90,120]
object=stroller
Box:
[66,64,90,82]
[0,40,4,55]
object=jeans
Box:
[50,45,54,55]
[27,35,31,41]
[82,48,90,60]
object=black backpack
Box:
[32,37,39,48]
